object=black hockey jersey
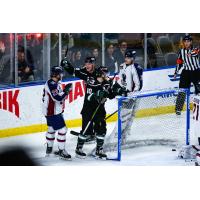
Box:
[72,67,114,114]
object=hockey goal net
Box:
[104,88,190,161]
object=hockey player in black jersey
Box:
[61,56,115,159]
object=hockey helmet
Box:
[84,56,96,64]
[51,66,63,77]
[125,50,136,59]
[183,34,192,41]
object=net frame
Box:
[111,88,191,161]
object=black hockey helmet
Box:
[125,50,136,58]
[51,66,63,77]
[183,34,192,41]
[84,56,96,64]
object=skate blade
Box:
[94,156,107,160]
[85,141,96,145]
[59,157,72,161]
[185,159,196,162]
[54,152,59,157]
[75,154,86,159]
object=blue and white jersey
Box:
[42,79,67,116]
[118,62,143,96]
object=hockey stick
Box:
[70,108,120,136]
[82,102,102,136]
[70,73,118,137]
[106,109,119,120]
[71,100,104,138]
[64,44,68,58]
[70,97,135,136]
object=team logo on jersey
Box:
[52,89,59,96]
[87,77,95,85]
[50,80,56,85]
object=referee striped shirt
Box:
[175,48,200,74]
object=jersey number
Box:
[193,103,199,121]
[87,88,93,95]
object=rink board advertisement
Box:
[0,66,180,138]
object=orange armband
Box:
[176,58,183,65]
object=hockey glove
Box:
[96,90,108,99]
[63,83,73,95]
[112,82,128,97]
[121,89,128,97]
[87,90,108,102]
[60,58,74,74]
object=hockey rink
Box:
[0,114,196,166]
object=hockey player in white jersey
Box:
[117,50,143,138]
[42,66,72,160]
[104,50,143,150]
[118,50,142,95]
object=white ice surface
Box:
[0,120,195,166]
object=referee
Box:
[174,34,200,115]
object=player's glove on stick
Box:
[87,90,108,102]
[112,82,128,97]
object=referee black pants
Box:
[179,69,200,93]
[176,69,200,113]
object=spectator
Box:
[92,48,101,66]
[0,40,12,84]
[72,50,83,68]
[114,41,127,65]
[147,33,157,68]
[105,44,118,73]
[0,41,5,58]
[27,35,43,68]
[18,45,34,66]
[0,41,6,75]
[18,51,34,83]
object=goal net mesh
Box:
[104,89,190,160]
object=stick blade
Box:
[70,130,79,136]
